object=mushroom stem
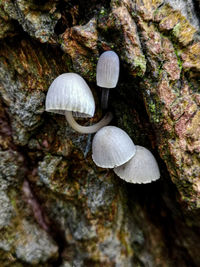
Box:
[65,111,113,134]
[101,88,110,110]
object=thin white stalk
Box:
[65,111,113,134]
[101,88,110,110]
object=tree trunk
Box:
[0,0,200,266]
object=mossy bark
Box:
[0,0,200,266]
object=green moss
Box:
[158,62,163,76]
[148,100,161,123]
[83,66,96,81]
[63,55,74,72]
[8,189,19,211]
[173,47,183,72]
[99,7,108,19]
[134,56,146,77]
[172,23,181,37]
[57,37,64,45]
[131,11,136,17]
[100,9,105,15]
[153,8,159,16]
[82,56,97,81]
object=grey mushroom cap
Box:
[92,126,136,168]
[45,73,95,117]
[96,51,120,88]
[114,146,160,184]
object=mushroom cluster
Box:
[92,126,160,184]
[45,51,160,184]
[45,73,112,134]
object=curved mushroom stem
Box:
[101,88,110,110]
[65,111,113,134]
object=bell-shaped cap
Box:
[45,73,95,117]
[114,146,160,184]
[96,51,119,88]
[92,126,136,168]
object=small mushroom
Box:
[92,126,136,168]
[45,73,113,134]
[114,146,160,184]
[96,51,120,109]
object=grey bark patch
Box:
[15,220,58,264]
[0,191,15,229]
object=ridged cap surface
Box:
[96,51,119,88]
[114,146,160,184]
[92,126,136,168]
[45,73,95,117]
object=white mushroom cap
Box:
[96,51,120,88]
[114,146,160,184]
[45,73,95,117]
[92,126,136,168]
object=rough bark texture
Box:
[0,0,200,266]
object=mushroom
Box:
[92,126,136,168]
[45,73,113,134]
[96,51,120,109]
[114,146,160,184]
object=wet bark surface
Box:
[0,0,200,266]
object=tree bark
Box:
[0,0,200,266]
